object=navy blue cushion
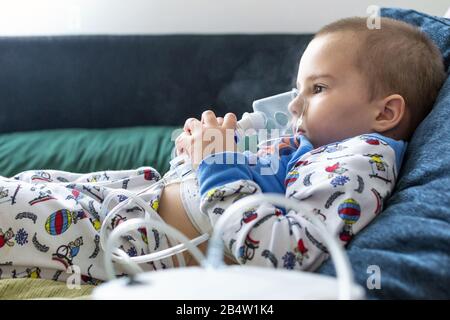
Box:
[317,8,450,299]
[0,35,311,133]
[381,7,450,73]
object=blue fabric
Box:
[317,8,450,299]
[197,151,291,196]
[198,133,404,199]
[381,7,450,73]
[368,133,407,170]
[0,34,313,134]
[198,134,313,196]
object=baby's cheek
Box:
[308,108,332,132]
[308,112,347,146]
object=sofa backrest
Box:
[0,34,312,133]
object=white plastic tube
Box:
[104,218,208,280]
[99,183,188,269]
[205,193,355,300]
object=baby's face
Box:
[288,32,379,147]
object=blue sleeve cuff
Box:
[363,133,407,171]
[197,152,254,197]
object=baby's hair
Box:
[315,17,446,139]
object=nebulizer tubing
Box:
[99,164,210,276]
[104,192,356,299]
[104,216,208,280]
[100,187,185,270]
[204,193,355,300]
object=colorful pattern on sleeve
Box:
[199,133,406,270]
[198,133,314,197]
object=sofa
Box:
[0,7,449,299]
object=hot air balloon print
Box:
[337,198,361,242]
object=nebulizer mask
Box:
[235,88,307,158]
[94,90,364,299]
[168,88,306,176]
[235,89,298,140]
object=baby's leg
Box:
[0,167,174,283]
[11,167,161,191]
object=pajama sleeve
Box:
[197,134,405,271]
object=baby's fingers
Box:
[184,117,201,134]
[175,132,190,156]
[223,113,237,129]
[201,110,219,127]
[217,117,224,125]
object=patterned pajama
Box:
[0,133,406,284]
[0,167,174,284]
[197,134,406,271]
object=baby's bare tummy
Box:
[158,181,236,266]
[158,182,206,266]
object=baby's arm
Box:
[198,135,400,270]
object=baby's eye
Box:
[313,84,326,94]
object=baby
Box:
[0,17,445,283]
[173,16,446,269]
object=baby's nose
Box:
[288,100,298,116]
[288,95,305,116]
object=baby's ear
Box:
[372,94,406,134]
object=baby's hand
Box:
[175,110,238,169]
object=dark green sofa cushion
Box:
[0,126,178,178]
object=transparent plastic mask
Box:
[250,88,308,158]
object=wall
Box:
[0,0,448,36]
